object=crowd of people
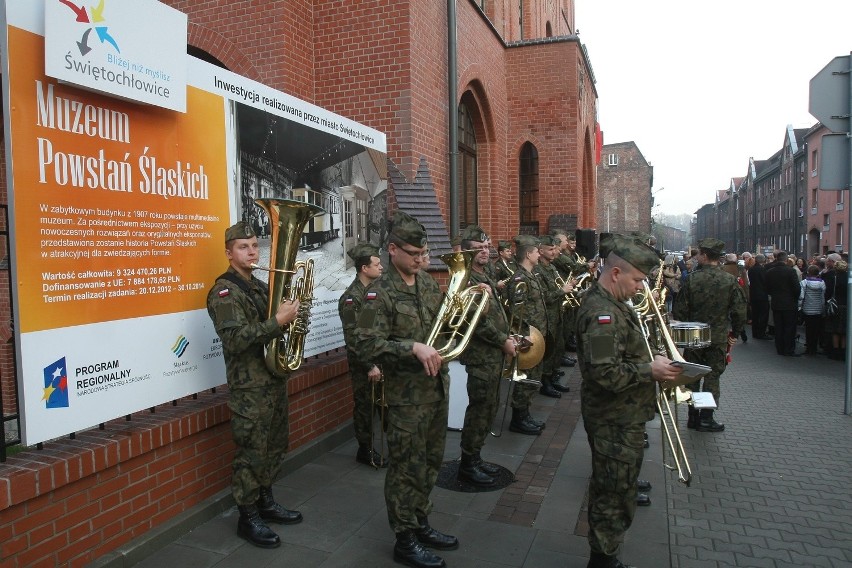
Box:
[204,211,844,568]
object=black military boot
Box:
[237,505,281,548]
[539,377,562,398]
[257,486,303,524]
[509,407,542,435]
[356,444,387,468]
[394,530,446,568]
[415,516,459,550]
[686,407,699,429]
[587,551,636,568]
[458,452,496,486]
[551,373,571,392]
[472,451,501,476]
[697,410,725,432]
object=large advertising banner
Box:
[3,1,388,445]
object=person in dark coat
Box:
[748,254,771,339]
[764,251,801,356]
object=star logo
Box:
[43,357,70,409]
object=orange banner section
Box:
[9,27,231,332]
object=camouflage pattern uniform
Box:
[207,266,289,506]
[553,247,583,339]
[506,264,548,409]
[458,268,510,455]
[535,257,565,378]
[354,263,449,534]
[672,262,746,406]
[338,276,373,447]
[576,277,657,558]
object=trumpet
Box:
[491,280,544,437]
[555,272,577,309]
[637,280,693,486]
[370,367,387,469]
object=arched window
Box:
[457,103,478,226]
[519,142,539,234]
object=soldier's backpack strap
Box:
[217,271,268,319]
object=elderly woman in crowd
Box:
[799,264,826,356]
[824,259,848,360]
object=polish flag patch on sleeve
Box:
[344,297,354,305]
[365,291,378,301]
[218,288,230,298]
[597,315,612,325]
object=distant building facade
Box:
[596,141,653,235]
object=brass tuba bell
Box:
[425,250,490,362]
[252,197,325,377]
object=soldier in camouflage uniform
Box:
[338,243,386,467]
[354,211,458,568]
[673,237,746,433]
[505,234,549,435]
[576,234,684,568]
[552,230,582,365]
[492,240,517,295]
[457,225,516,487]
[206,221,303,549]
[535,235,574,396]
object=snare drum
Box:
[670,322,711,349]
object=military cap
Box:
[347,242,380,261]
[224,221,256,243]
[538,234,558,247]
[606,233,661,275]
[451,234,463,247]
[598,232,614,258]
[566,232,576,241]
[388,210,428,247]
[513,234,539,248]
[497,240,513,251]
[460,224,489,243]
[698,237,726,256]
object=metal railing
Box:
[1,204,21,462]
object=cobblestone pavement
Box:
[669,332,852,568]
[95,325,852,568]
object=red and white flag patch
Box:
[344,297,354,305]
[597,315,612,325]
[218,288,230,298]
[365,291,378,301]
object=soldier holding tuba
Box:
[206,221,303,550]
[353,211,458,568]
[338,242,386,468]
[456,225,516,487]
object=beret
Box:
[347,242,380,261]
[606,233,662,275]
[497,240,513,251]
[460,224,489,243]
[513,234,540,248]
[388,210,428,248]
[698,238,726,255]
[538,234,558,247]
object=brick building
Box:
[596,141,653,235]
[0,1,599,566]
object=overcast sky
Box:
[575,0,852,216]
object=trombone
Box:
[637,280,693,486]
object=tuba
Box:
[252,198,325,377]
[425,250,490,362]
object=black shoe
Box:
[561,356,577,367]
[415,518,459,550]
[740,331,748,343]
[697,411,725,432]
[587,551,636,568]
[357,445,388,468]
[237,505,281,548]
[551,381,570,393]
[256,487,303,525]
[458,453,496,487]
[643,431,649,449]
[553,370,566,378]
[636,492,651,506]
[637,478,651,492]
[394,531,446,568]
[472,452,501,476]
[509,408,543,435]
[686,408,698,429]
[539,382,562,398]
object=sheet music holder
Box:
[668,360,711,385]
[691,392,717,409]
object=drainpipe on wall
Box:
[447,0,459,240]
